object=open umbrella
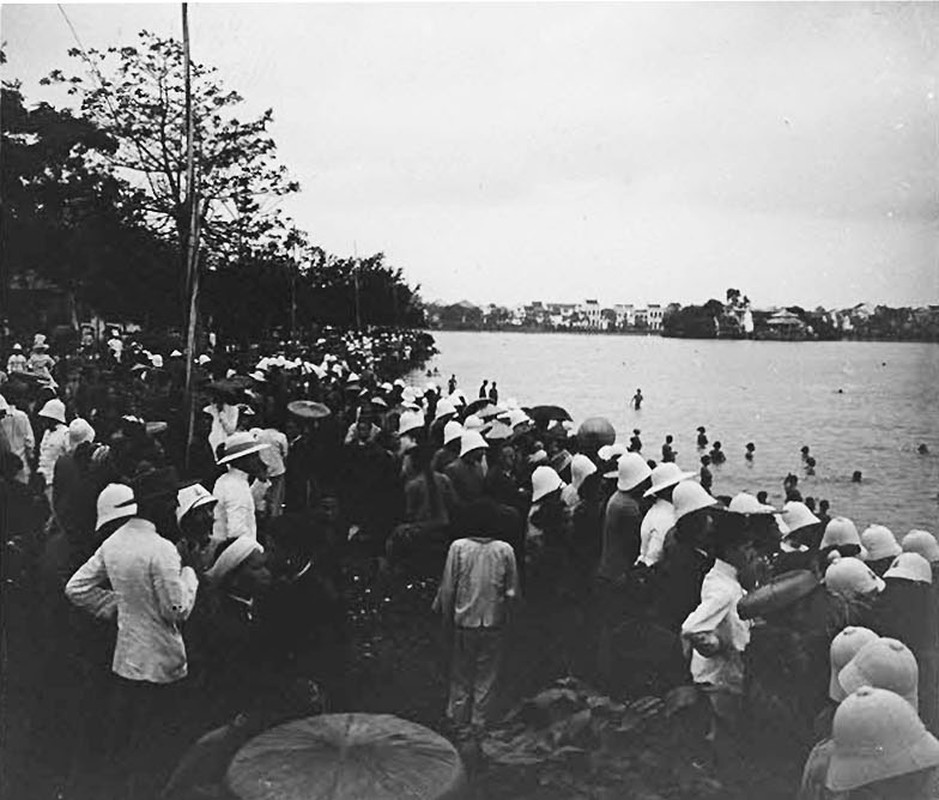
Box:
[463,398,495,417]
[523,405,572,427]
[287,400,332,420]
[207,376,254,395]
[227,714,465,800]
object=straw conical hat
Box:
[227,714,465,800]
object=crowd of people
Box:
[2,327,938,800]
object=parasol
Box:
[522,405,572,427]
[576,417,616,455]
[463,398,495,417]
[207,376,254,394]
[227,713,466,800]
[287,400,332,420]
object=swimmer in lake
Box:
[852,470,862,483]
[696,426,708,449]
[918,443,929,455]
[709,441,726,465]
[699,455,713,492]
[631,388,643,410]
[745,442,755,462]
[801,445,810,463]
[817,499,831,528]
[805,456,816,476]
[662,435,676,463]
[784,473,799,498]
[629,429,642,452]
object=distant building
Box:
[646,304,663,331]
[614,304,635,327]
[577,299,602,329]
[766,310,807,337]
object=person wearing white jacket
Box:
[36,398,68,503]
[65,467,200,794]
[681,514,761,745]
[211,433,269,545]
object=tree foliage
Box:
[662,300,723,338]
[1,80,180,328]
[42,31,299,262]
[202,249,426,344]
[4,32,424,340]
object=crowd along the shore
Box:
[1,326,937,800]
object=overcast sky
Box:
[4,2,937,308]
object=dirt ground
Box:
[343,562,803,800]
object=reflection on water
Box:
[417,332,939,532]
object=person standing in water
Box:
[629,429,642,453]
[709,441,726,465]
[631,388,643,410]
[661,435,676,463]
[697,427,708,449]
[448,374,457,395]
[699,455,713,493]
[745,442,755,463]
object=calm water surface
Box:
[413,331,939,533]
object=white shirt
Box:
[65,518,198,684]
[433,538,520,628]
[0,407,35,482]
[249,427,288,478]
[560,483,580,511]
[6,353,27,373]
[204,404,239,461]
[638,498,677,567]
[38,424,69,485]
[212,467,257,542]
[681,559,750,692]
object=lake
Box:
[413,331,939,534]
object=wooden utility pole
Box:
[182,1,202,470]
[353,240,362,331]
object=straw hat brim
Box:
[218,442,269,465]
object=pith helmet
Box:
[826,687,939,792]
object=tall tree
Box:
[1,79,179,328]
[43,30,299,293]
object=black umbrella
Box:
[464,398,495,417]
[523,405,573,426]
[206,376,255,396]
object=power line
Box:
[56,4,163,201]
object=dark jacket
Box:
[651,541,714,632]
[444,458,486,509]
[869,578,939,733]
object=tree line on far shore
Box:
[1,36,425,345]
[423,290,939,343]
